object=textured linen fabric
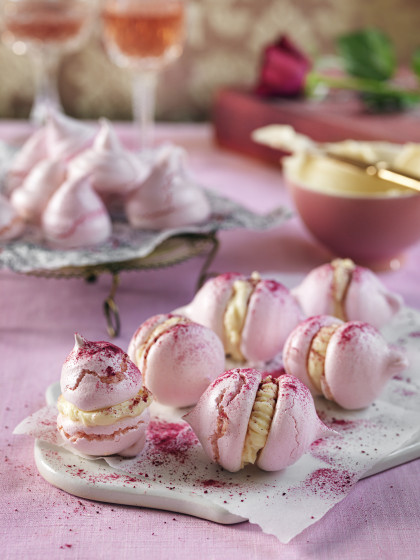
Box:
[1,122,420,559]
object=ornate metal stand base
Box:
[23,232,219,337]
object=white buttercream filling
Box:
[223,272,260,362]
[331,258,356,320]
[241,377,278,468]
[57,388,152,427]
[307,324,341,394]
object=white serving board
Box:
[35,382,420,525]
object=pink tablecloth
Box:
[1,121,420,560]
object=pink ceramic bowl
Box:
[283,153,420,269]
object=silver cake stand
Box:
[19,232,219,337]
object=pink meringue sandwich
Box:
[10,157,66,224]
[0,194,24,241]
[292,258,403,329]
[128,313,225,408]
[42,174,112,248]
[282,315,408,410]
[125,145,211,230]
[184,368,332,472]
[57,334,153,457]
[68,119,148,198]
[183,272,304,364]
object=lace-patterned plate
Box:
[0,140,291,275]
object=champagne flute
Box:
[0,0,96,124]
[101,0,186,151]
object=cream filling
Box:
[241,377,278,468]
[135,315,186,366]
[57,388,152,427]
[393,143,420,175]
[223,272,260,362]
[284,150,413,198]
[331,258,355,320]
[307,324,341,394]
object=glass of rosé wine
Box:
[101,0,186,150]
[0,0,96,124]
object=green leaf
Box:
[412,48,420,79]
[337,28,396,81]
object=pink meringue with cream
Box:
[183,272,304,364]
[0,194,25,241]
[125,145,211,230]
[128,313,225,408]
[58,333,153,457]
[184,368,332,472]
[10,157,67,224]
[292,258,402,329]
[41,174,112,248]
[282,315,408,410]
[68,119,148,198]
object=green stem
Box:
[306,71,420,103]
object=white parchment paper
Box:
[14,306,420,543]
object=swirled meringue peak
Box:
[10,157,67,224]
[6,127,48,193]
[125,144,211,230]
[0,194,24,241]
[68,119,149,197]
[61,333,146,410]
[46,111,95,160]
[41,173,112,248]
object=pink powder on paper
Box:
[147,420,198,465]
[316,412,372,433]
[199,479,227,488]
[409,331,420,338]
[294,468,356,499]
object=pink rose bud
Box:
[255,35,311,97]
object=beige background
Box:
[0,0,419,121]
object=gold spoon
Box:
[252,125,420,194]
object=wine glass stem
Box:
[132,70,158,151]
[30,49,63,125]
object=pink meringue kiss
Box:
[184,368,332,472]
[45,111,94,160]
[184,271,304,364]
[292,258,402,329]
[127,313,225,408]
[10,158,66,224]
[58,333,153,457]
[68,118,149,198]
[0,194,25,241]
[125,145,211,230]
[41,174,112,248]
[282,315,408,410]
[6,127,48,193]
